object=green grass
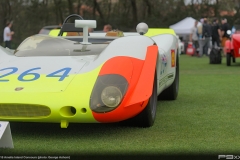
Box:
[1,55,240,156]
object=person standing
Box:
[190,20,199,55]
[199,18,212,57]
[220,18,230,54]
[211,19,221,48]
[198,18,204,57]
[3,21,14,49]
[103,24,112,32]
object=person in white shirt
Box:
[3,21,14,49]
[190,20,199,55]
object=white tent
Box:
[169,17,201,35]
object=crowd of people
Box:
[189,17,231,57]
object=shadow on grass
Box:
[221,57,240,67]
[227,62,240,67]
[9,121,146,139]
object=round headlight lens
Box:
[101,86,123,108]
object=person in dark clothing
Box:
[211,19,221,48]
[199,18,212,56]
[220,18,231,54]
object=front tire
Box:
[158,54,179,100]
[123,72,157,128]
[226,53,231,66]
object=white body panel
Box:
[150,34,178,95]
[0,33,178,95]
[81,35,154,72]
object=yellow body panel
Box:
[49,29,67,36]
[0,64,103,124]
[0,74,76,92]
[145,28,176,37]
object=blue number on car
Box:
[0,67,72,82]
[0,67,18,82]
[46,67,71,81]
[18,67,41,81]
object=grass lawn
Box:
[1,55,240,157]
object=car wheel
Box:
[122,72,157,128]
[233,57,236,63]
[226,53,231,66]
[158,54,179,100]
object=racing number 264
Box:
[0,67,71,82]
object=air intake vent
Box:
[0,104,51,117]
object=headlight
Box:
[101,86,122,108]
[90,74,128,113]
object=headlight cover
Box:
[90,74,128,113]
[101,86,122,108]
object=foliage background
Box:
[1,0,240,48]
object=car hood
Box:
[0,55,98,93]
[0,35,155,93]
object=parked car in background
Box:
[225,25,240,66]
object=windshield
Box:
[15,35,110,57]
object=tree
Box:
[0,0,12,44]
[0,0,239,49]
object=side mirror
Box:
[227,30,232,35]
[75,20,96,44]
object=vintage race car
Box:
[225,28,240,66]
[0,14,179,128]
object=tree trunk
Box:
[0,0,12,43]
[68,0,74,15]
[54,0,63,24]
[43,0,49,24]
[107,0,112,22]
[93,0,105,24]
[130,0,138,28]
[93,0,96,20]
[144,0,151,17]
[77,0,81,15]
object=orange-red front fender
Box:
[92,45,158,123]
[225,39,232,53]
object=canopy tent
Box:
[169,17,201,35]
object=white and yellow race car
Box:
[0,14,179,128]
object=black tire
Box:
[233,57,236,63]
[226,53,231,66]
[158,54,179,100]
[122,72,157,128]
